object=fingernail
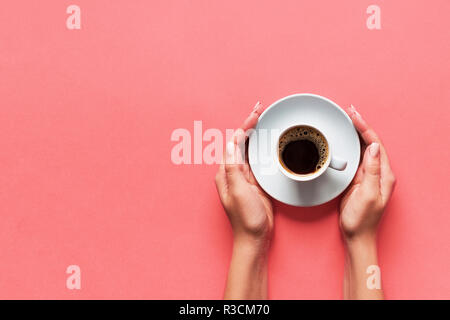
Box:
[350,104,362,119]
[252,101,261,112]
[226,142,235,156]
[369,142,380,157]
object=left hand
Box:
[215,102,274,250]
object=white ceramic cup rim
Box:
[276,124,331,182]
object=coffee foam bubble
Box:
[278,126,329,171]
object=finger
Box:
[230,129,246,167]
[243,138,259,184]
[242,139,252,182]
[215,164,228,202]
[346,105,381,145]
[223,102,264,187]
[239,103,263,182]
[243,138,265,190]
[240,101,264,133]
[360,142,381,193]
[351,137,366,184]
[226,101,263,167]
[229,102,263,148]
[347,105,387,165]
[347,105,395,196]
[224,141,247,188]
[247,164,260,185]
[380,167,396,204]
[381,174,396,204]
[352,165,364,185]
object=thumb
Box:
[225,141,246,189]
[361,142,381,191]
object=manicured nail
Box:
[369,142,380,157]
[226,142,235,156]
[350,104,362,119]
[252,101,262,112]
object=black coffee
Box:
[278,125,328,175]
[282,140,319,174]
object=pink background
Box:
[0,0,449,299]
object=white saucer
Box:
[248,94,360,207]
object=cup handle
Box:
[329,156,347,171]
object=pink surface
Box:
[0,0,449,299]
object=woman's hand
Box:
[215,102,274,249]
[340,105,396,242]
[215,102,273,299]
[340,104,396,300]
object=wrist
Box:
[345,233,377,260]
[225,234,269,300]
[343,233,383,300]
[344,231,376,248]
[233,234,270,259]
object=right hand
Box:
[339,105,396,243]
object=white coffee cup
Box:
[277,124,347,182]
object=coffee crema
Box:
[278,125,329,175]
